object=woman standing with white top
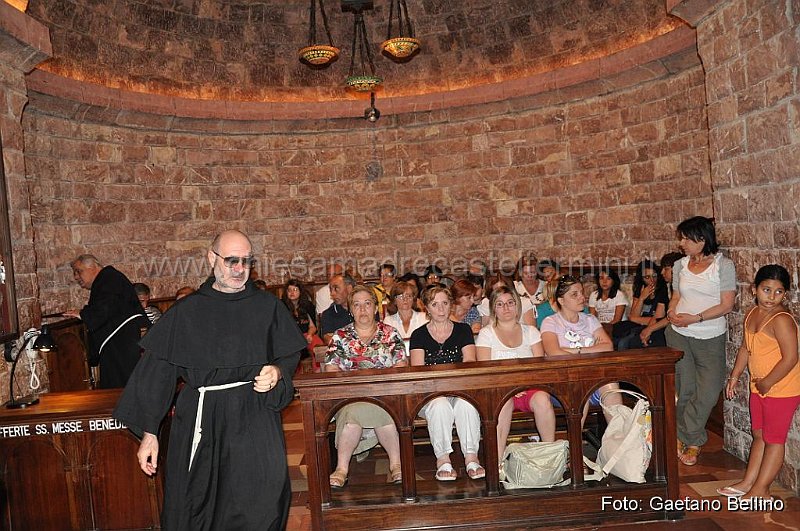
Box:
[666,216,736,466]
[476,286,555,460]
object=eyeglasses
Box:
[395,293,414,300]
[495,300,517,309]
[212,249,257,268]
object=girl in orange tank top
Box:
[718,265,800,501]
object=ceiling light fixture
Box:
[343,1,382,92]
[381,0,421,61]
[299,0,340,66]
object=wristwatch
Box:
[697,313,704,323]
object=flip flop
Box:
[679,445,700,466]
[386,464,402,484]
[466,461,486,480]
[329,469,348,488]
[716,486,746,498]
[435,462,457,481]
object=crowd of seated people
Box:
[133,251,689,486]
[304,252,692,487]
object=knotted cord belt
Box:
[189,381,251,471]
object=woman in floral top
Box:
[324,285,407,488]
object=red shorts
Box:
[513,389,547,413]
[749,393,800,444]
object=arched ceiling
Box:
[26,0,685,103]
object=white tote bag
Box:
[501,440,570,489]
[596,389,652,483]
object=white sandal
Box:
[465,461,485,480]
[435,462,457,481]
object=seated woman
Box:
[534,279,589,329]
[324,285,408,488]
[281,279,323,353]
[450,279,482,333]
[383,280,428,340]
[615,260,669,350]
[476,286,555,460]
[409,285,485,481]
[541,275,622,423]
[478,273,536,326]
[588,267,628,327]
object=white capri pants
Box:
[419,396,480,459]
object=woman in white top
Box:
[382,280,428,340]
[540,275,622,424]
[478,273,536,326]
[666,216,736,466]
[513,254,543,303]
[476,286,555,460]
[588,268,628,325]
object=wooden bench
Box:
[296,348,683,530]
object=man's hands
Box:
[254,365,282,393]
[138,432,159,476]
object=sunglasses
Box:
[212,249,257,268]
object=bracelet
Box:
[577,347,582,354]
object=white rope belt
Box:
[189,381,250,471]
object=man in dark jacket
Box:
[64,254,147,388]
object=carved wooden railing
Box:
[295,347,683,530]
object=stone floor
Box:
[282,400,800,530]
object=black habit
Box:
[81,265,148,388]
[114,278,305,531]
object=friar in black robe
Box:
[114,272,305,530]
[66,257,149,389]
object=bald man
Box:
[114,230,305,530]
[64,254,148,388]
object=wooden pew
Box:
[295,347,683,530]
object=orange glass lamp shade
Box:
[298,45,340,66]
[345,74,382,92]
[381,37,420,59]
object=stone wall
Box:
[685,0,800,492]
[0,1,51,403]
[22,51,710,313]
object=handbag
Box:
[500,440,570,489]
[596,389,652,483]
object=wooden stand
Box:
[0,390,162,530]
[295,347,683,530]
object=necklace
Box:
[355,324,377,342]
[429,320,452,343]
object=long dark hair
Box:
[281,279,315,319]
[677,216,719,255]
[632,259,668,300]
[593,267,620,299]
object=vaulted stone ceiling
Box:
[26,0,685,102]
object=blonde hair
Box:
[541,279,559,303]
[488,285,522,325]
[421,285,453,314]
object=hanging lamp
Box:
[345,10,382,92]
[298,0,340,66]
[381,0,420,60]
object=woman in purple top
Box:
[540,275,621,424]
